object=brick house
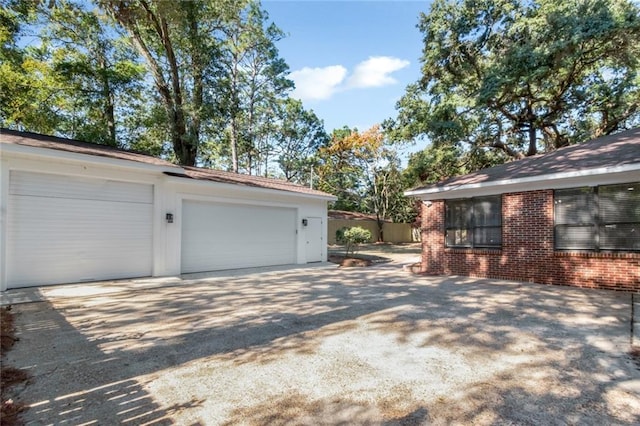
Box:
[405,128,640,292]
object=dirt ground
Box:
[2,248,639,425]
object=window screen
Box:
[554,182,640,251]
[445,196,501,248]
[599,183,640,250]
[554,187,596,250]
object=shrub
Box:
[336,226,372,257]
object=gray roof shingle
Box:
[407,127,640,196]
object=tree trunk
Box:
[106,1,197,166]
[376,218,384,243]
[161,17,194,166]
[527,125,537,156]
[98,53,116,147]
[230,46,240,173]
[230,119,239,173]
[188,9,202,166]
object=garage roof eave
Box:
[1,141,183,175]
[164,172,338,201]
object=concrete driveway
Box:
[3,261,639,425]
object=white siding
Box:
[181,200,297,273]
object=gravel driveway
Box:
[3,258,639,425]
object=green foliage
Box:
[2,0,304,168]
[374,163,417,225]
[0,0,60,132]
[402,143,507,188]
[1,0,152,150]
[388,0,640,162]
[46,1,146,147]
[217,0,294,173]
[316,126,367,211]
[99,0,238,165]
[336,226,372,257]
[274,98,328,184]
[316,125,417,230]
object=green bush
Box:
[336,226,372,257]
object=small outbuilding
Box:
[0,129,336,291]
[405,128,640,292]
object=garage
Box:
[181,200,297,273]
[6,170,153,288]
[1,129,336,292]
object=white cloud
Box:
[347,56,410,89]
[289,56,410,102]
[290,65,348,102]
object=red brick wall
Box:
[420,190,640,292]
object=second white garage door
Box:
[181,200,297,273]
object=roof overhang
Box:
[1,141,183,175]
[405,163,640,200]
[2,142,337,201]
[164,173,338,202]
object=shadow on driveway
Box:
[3,263,639,424]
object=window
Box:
[554,182,640,251]
[445,195,502,248]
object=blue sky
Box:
[262,0,429,137]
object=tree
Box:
[403,143,506,188]
[0,0,61,132]
[388,0,640,159]
[336,226,371,257]
[99,0,239,165]
[217,0,293,174]
[317,125,412,241]
[43,1,146,146]
[355,126,413,241]
[355,126,396,241]
[1,0,161,149]
[316,126,368,212]
[274,98,328,184]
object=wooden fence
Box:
[327,219,419,244]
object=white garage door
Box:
[181,200,296,273]
[7,171,153,288]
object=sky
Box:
[262,0,429,138]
